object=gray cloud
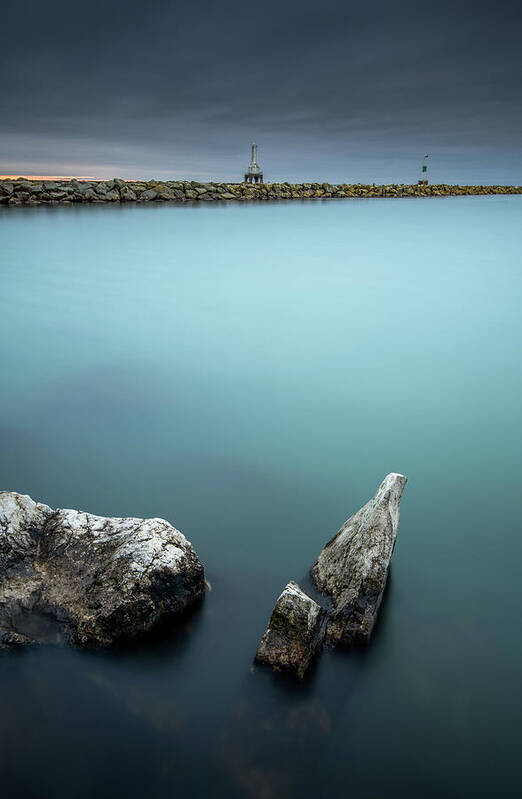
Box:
[1,0,521,182]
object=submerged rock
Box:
[0,492,205,649]
[311,473,407,645]
[255,581,327,678]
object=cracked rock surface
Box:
[312,473,407,645]
[255,581,327,678]
[0,492,205,649]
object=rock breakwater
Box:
[1,177,521,206]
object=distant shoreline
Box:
[1,177,521,207]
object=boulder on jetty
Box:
[0,492,205,649]
[255,581,327,678]
[312,473,407,646]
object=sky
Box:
[1,0,521,183]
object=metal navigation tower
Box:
[244,142,263,183]
[418,154,429,185]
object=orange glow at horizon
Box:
[0,174,105,181]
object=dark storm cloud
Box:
[1,0,521,181]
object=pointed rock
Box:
[255,581,327,678]
[311,473,407,645]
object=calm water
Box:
[1,197,521,799]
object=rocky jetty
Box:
[1,177,520,207]
[255,581,327,678]
[312,473,407,645]
[0,492,205,649]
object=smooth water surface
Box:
[1,196,521,798]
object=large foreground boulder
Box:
[0,492,205,649]
[311,473,407,645]
[255,581,327,678]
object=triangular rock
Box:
[312,473,407,645]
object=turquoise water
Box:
[1,197,521,798]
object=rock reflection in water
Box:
[218,655,361,798]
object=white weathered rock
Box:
[255,581,327,678]
[312,473,407,645]
[0,492,205,648]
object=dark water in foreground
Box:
[1,197,521,799]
